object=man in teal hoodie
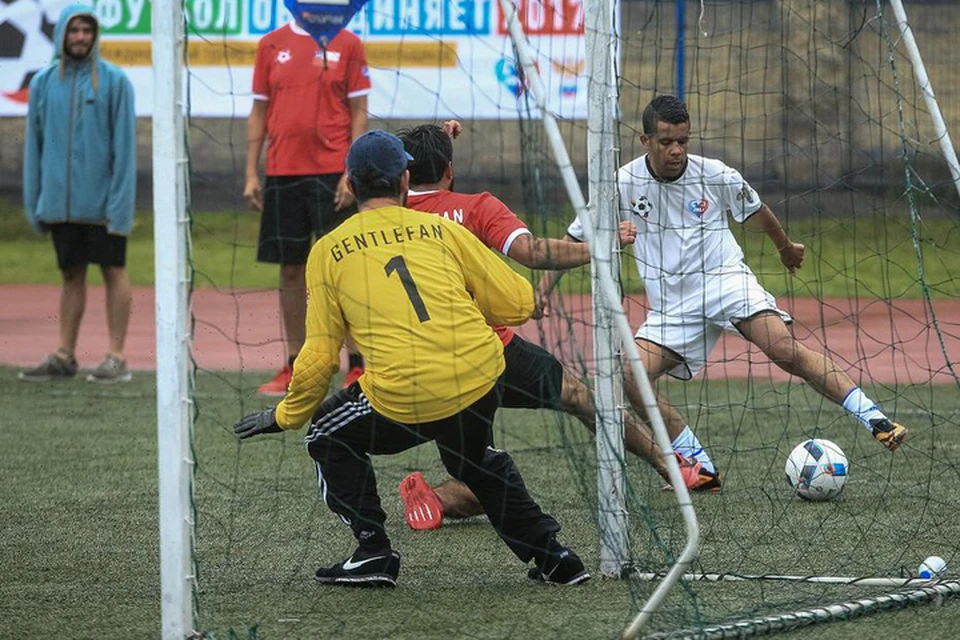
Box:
[21,4,136,384]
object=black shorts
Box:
[258,174,357,265]
[50,222,127,271]
[500,335,565,411]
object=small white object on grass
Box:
[919,556,947,580]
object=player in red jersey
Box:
[395,123,703,530]
[244,20,369,395]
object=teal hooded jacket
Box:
[23,3,136,235]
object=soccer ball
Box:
[785,438,848,502]
[0,0,58,104]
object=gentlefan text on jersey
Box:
[329,223,444,262]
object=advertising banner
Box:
[0,0,588,118]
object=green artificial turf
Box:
[2,368,958,639]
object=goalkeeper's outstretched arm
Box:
[275,251,346,430]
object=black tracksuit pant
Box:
[305,380,560,563]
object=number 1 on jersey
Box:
[384,255,430,322]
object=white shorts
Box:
[636,268,791,380]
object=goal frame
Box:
[498,0,701,635]
[154,0,195,638]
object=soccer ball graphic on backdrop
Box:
[0,0,59,104]
[785,439,848,502]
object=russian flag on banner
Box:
[283,0,371,46]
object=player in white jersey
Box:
[550,95,908,489]
[395,121,705,529]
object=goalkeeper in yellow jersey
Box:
[233,130,588,588]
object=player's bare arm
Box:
[533,234,576,317]
[335,95,369,210]
[508,234,589,269]
[349,95,369,143]
[509,220,636,270]
[531,221,635,315]
[458,227,537,325]
[745,204,804,275]
[243,99,268,211]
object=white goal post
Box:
[887,0,960,203]
[153,0,195,638]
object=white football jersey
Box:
[567,153,763,318]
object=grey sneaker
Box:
[86,354,132,384]
[19,353,78,382]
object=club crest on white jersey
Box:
[687,197,710,217]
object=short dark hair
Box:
[348,169,403,202]
[641,95,690,135]
[396,124,453,186]
[67,14,98,30]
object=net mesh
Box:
[609,0,960,635]
[179,0,960,638]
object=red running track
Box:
[0,285,957,385]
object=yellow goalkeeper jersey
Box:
[275,204,535,428]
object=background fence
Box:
[1,0,957,214]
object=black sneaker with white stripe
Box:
[527,547,590,586]
[315,548,400,587]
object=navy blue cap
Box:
[346,130,414,181]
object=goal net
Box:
[606,0,960,636]
[147,0,960,637]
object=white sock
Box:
[841,387,887,430]
[672,426,715,474]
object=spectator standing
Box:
[244,20,370,395]
[20,4,136,384]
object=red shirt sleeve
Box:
[252,37,272,98]
[345,37,372,98]
[474,193,530,255]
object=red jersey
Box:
[406,189,532,344]
[253,23,371,176]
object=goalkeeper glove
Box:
[234,407,282,439]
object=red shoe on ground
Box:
[687,465,722,492]
[343,365,364,388]
[399,472,444,531]
[663,454,722,492]
[675,453,704,490]
[257,365,292,397]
